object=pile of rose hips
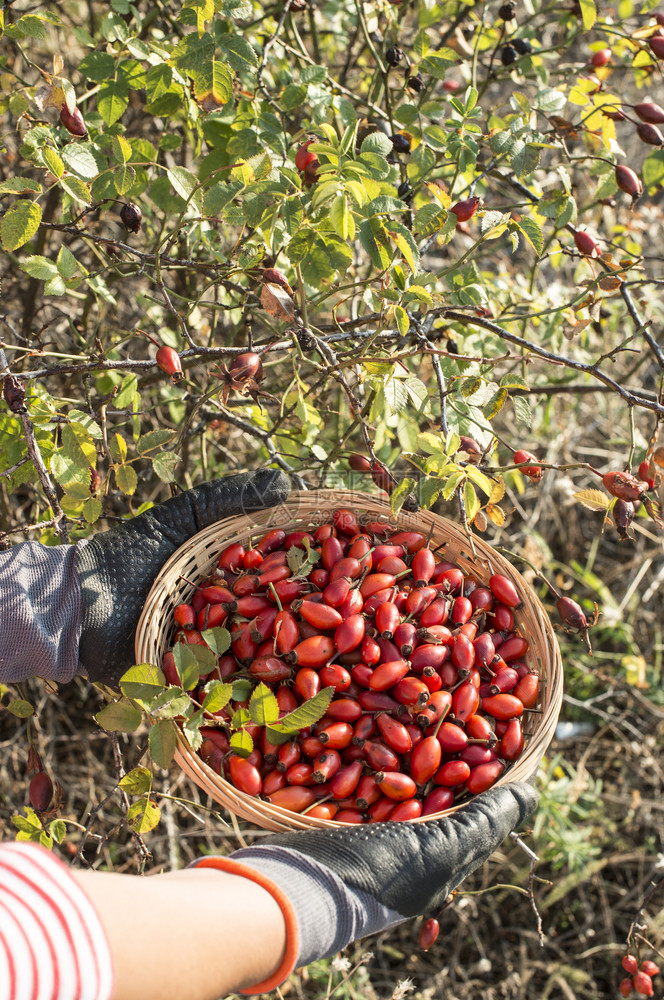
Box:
[620,955,660,997]
[163,508,542,823]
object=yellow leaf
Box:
[486,503,505,526]
[573,488,609,511]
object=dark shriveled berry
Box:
[498,1,516,19]
[513,37,532,54]
[406,74,424,93]
[3,375,27,413]
[501,44,518,65]
[390,133,412,154]
[612,499,635,539]
[386,46,404,67]
[120,202,142,233]
[296,327,316,351]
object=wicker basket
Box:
[135,489,563,832]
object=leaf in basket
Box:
[231,706,250,730]
[200,626,231,656]
[287,540,320,578]
[263,726,291,746]
[573,489,609,511]
[249,682,280,726]
[127,798,161,834]
[95,698,142,733]
[270,687,335,734]
[119,662,166,705]
[232,678,253,703]
[202,680,233,714]
[149,719,178,769]
[149,688,193,719]
[172,643,200,690]
[230,729,254,757]
[181,708,204,751]
[119,766,152,795]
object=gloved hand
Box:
[75,469,290,686]
[192,781,538,994]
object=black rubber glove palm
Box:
[266,781,537,917]
[75,469,290,687]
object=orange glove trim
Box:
[193,856,299,995]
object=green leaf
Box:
[150,690,193,719]
[359,217,392,271]
[171,643,201,691]
[20,255,59,280]
[361,132,393,156]
[110,432,128,463]
[513,395,532,426]
[230,729,254,756]
[1,199,41,251]
[167,166,199,203]
[232,678,253,702]
[418,477,441,509]
[61,144,99,180]
[330,194,352,240]
[643,150,664,191]
[249,682,280,726]
[95,699,142,733]
[0,177,42,196]
[119,765,153,795]
[199,626,231,656]
[465,466,495,498]
[442,469,465,500]
[390,477,417,515]
[484,387,508,420]
[149,720,178,769]
[56,246,78,279]
[115,374,138,408]
[119,662,166,704]
[181,708,204,750]
[59,175,91,207]
[517,217,544,256]
[6,698,34,718]
[136,429,175,455]
[127,798,161,834]
[98,76,129,125]
[391,303,409,337]
[152,451,180,482]
[201,680,233,713]
[464,479,480,522]
[48,819,66,844]
[115,464,137,495]
[78,51,116,81]
[270,687,335,734]
[384,373,408,415]
[217,33,257,70]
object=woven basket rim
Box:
[135,488,563,832]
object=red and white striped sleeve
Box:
[0,841,113,1000]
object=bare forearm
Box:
[72,867,287,1000]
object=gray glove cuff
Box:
[192,846,404,970]
[0,541,82,684]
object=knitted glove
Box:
[75,469,290,685]
[192,781,538,994]
[0,470,290,687]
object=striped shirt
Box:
[0,842,113,1000]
